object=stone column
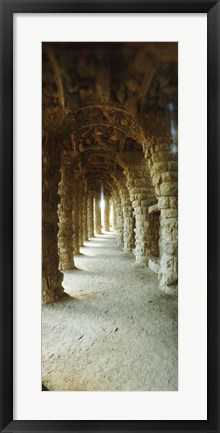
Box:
[94,193,102,234]
[78,180,84,247]
[87,189,94,238]
[82,179,88,242]
[104,195,110,231]
[118,186,135,252]
[125,167,151,265]
[146,137,178,294]
[42,137,64,304]
[72,172,80,255]
[112,200,117,230]
[58,158,75,270]
[112,189,124,246]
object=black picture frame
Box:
[0,1,219,432]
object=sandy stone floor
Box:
[42,232,178,391]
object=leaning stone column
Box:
[42,137,64,304]
[94,193,102,234]
[78,179,84,247]
[104,195,110,231]
[112,189,124,246]
[82,179,88,242]
[146,137,178,294]
[87,189,94,238]
[58,156,75,270]
[125,167,151,265]
[72,171,80,255]
[79,201,84,246]
[118,185,135,252]
[111,199,117,230]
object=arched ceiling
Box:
[42,42,178,195]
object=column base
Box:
[148,257,160,274]
[42,285,64,304]
[59,262,75,271]
[159,283,178,295]
[135,255,149,266]
[124,245,133,253]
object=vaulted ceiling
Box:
[42,42,178,195]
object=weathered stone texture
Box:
[125,165,154,264]
[118,186,135,252]
[146,137,178,293]
[87,189,94,238]
[82,179,88,242]
[112,202,117,231]
[42,138,64,304]
[112,189,124,246]
[72,175,80,255]
[58,159,75,271]
[94,194,102,234]
[104,196,110,231]
[78,180,84,247]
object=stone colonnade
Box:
[110,140,178,294]
[42,137,178,303]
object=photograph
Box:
[42,42,178,391]
[1,1,219,430]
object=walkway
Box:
[42,232,178,391]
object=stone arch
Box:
[116,137,157,265]
[42,42,178,303]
